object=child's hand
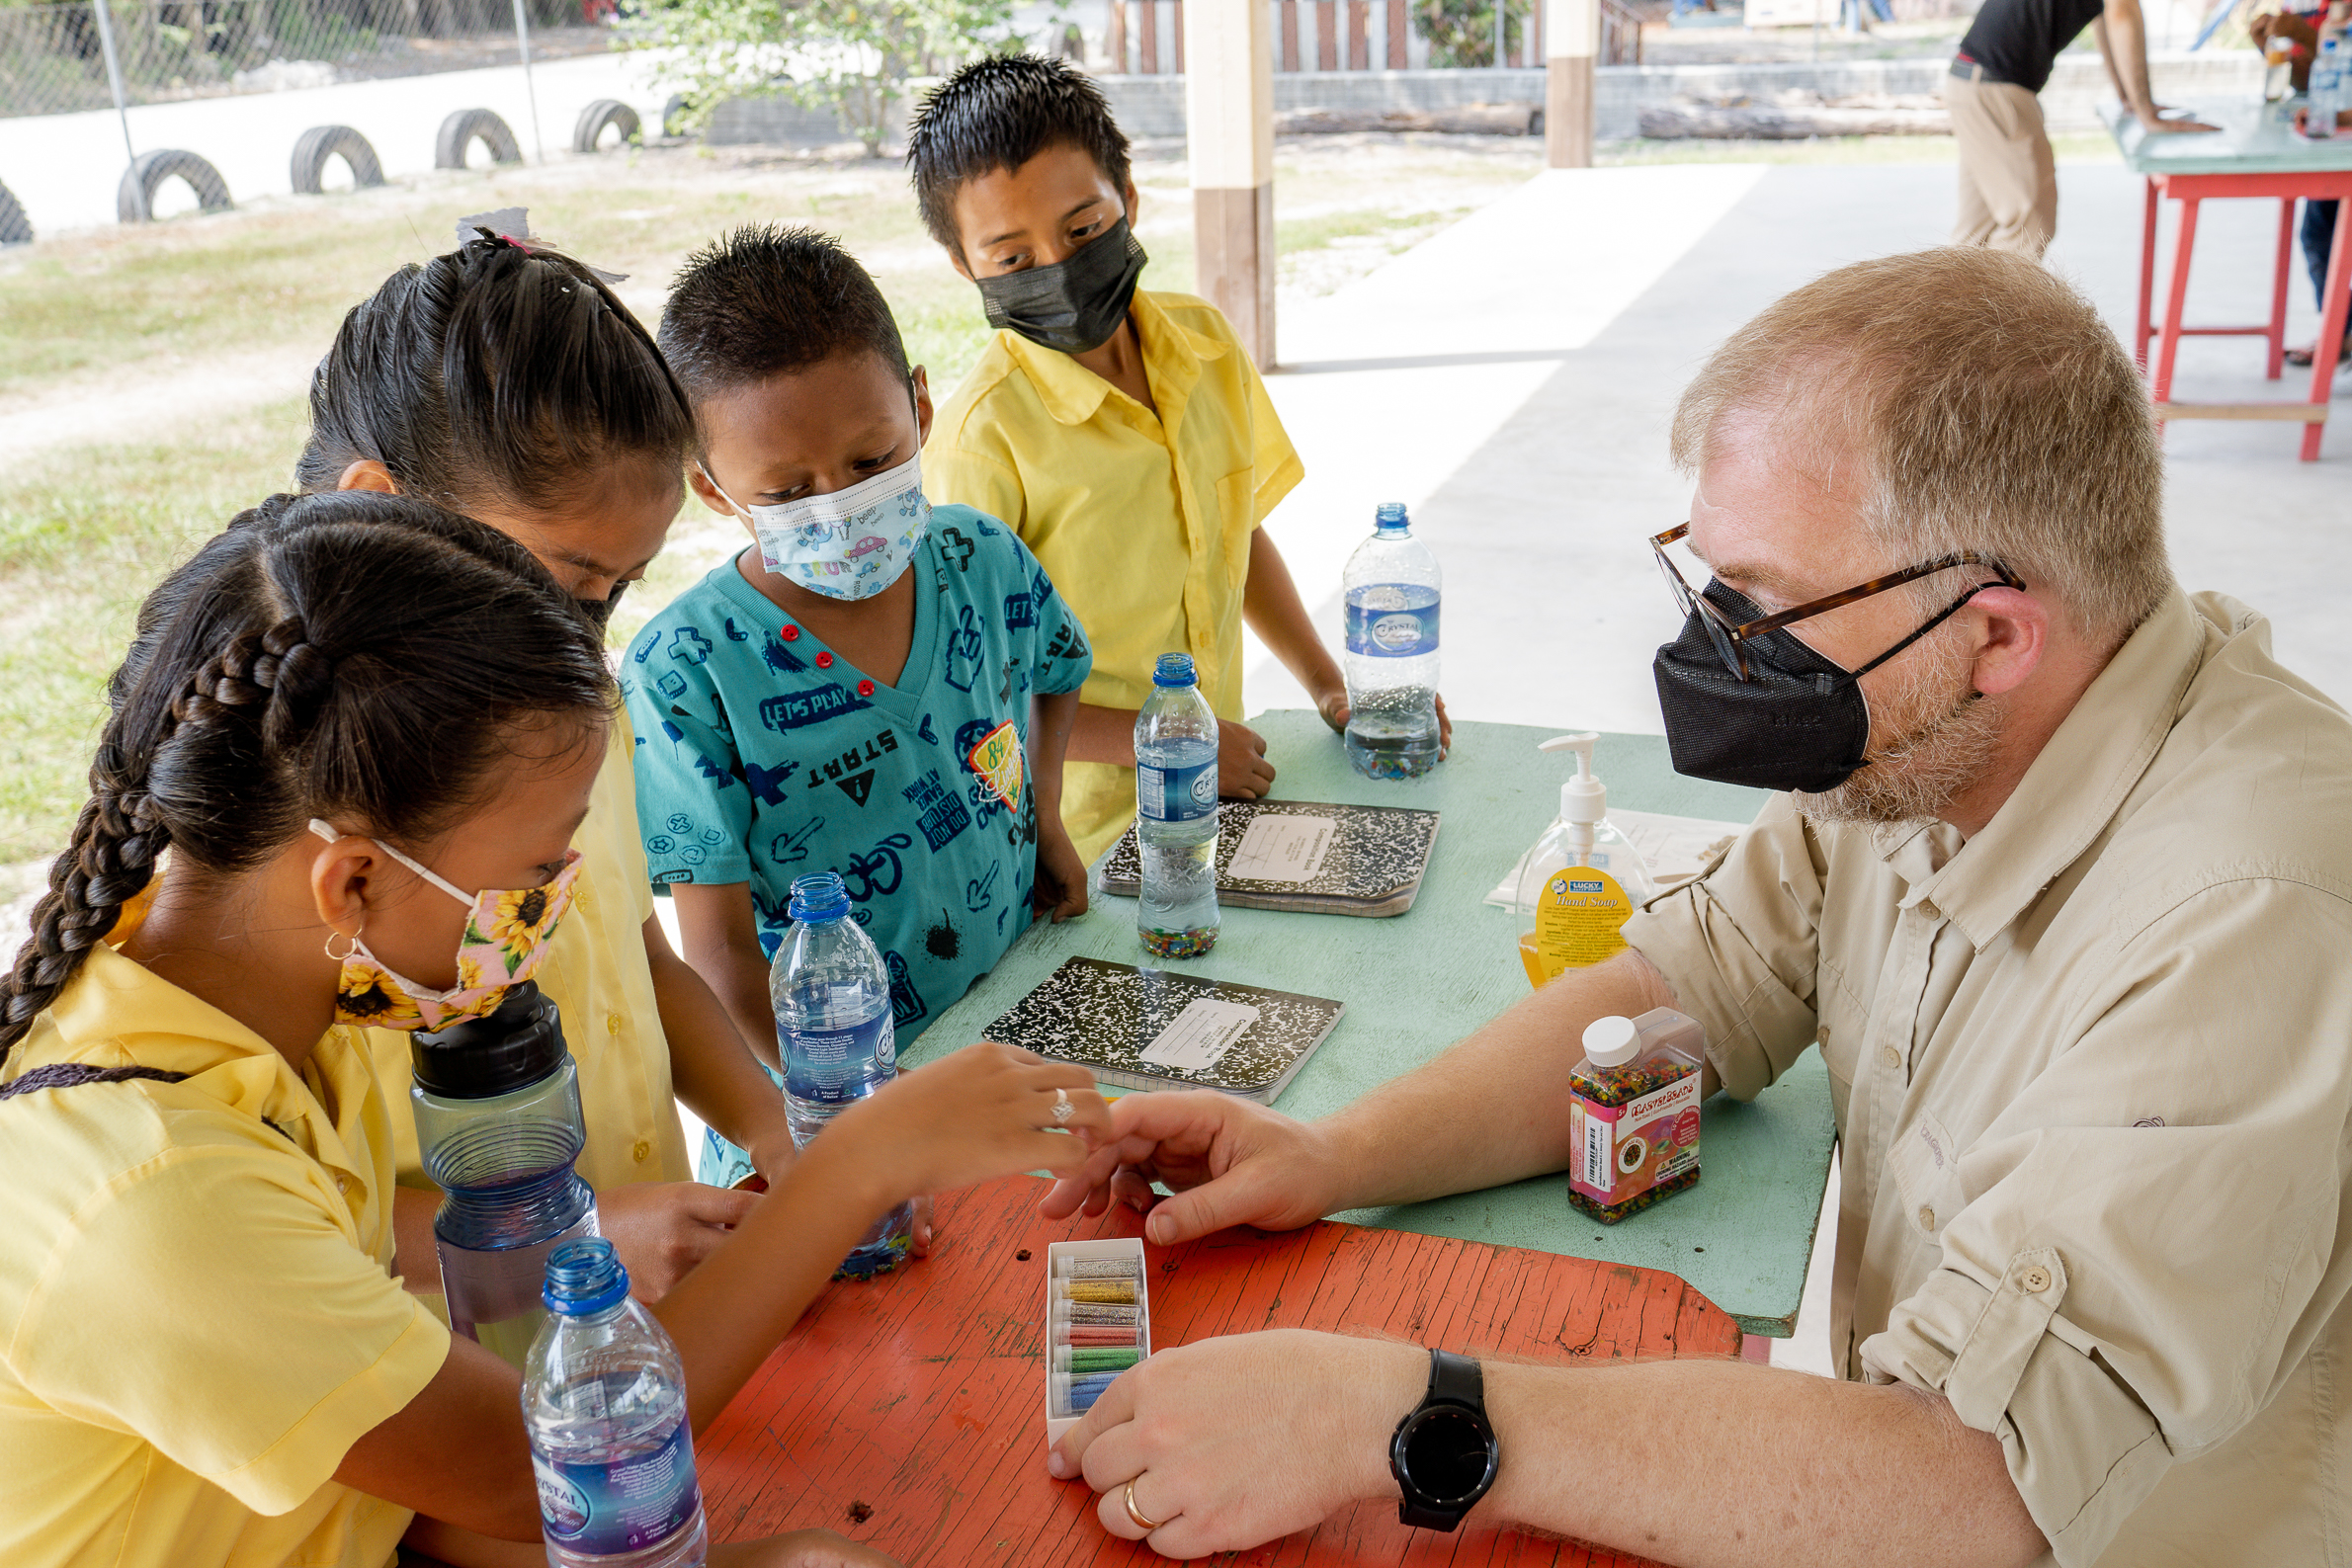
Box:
[710,1530,905,1567]
[1218,719,1277,799]
[1034,818,1091,923]
[599,1182,761,1301]
[829,1041,1110,1199]
[1317,692,1452,758]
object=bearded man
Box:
[1035,247,2352,1568]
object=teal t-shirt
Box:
[622,505,1092,1049]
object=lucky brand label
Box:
[1530,867,1632,982]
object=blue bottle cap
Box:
[788,870,851,922]
[1374,502,1408,531]
[543,1237,631,1316]
[1151,652,1197,688]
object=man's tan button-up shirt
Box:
[1627,590,2352,1567]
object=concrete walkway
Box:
[1244,151,2349,1375]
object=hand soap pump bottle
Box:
[1514,733,1658,989]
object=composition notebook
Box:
[1096,799,1442,918]
[983,957,1346,1102]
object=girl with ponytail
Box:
[298,229,804,1295]
[0,490,1107,1568]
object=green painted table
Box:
[903,712,1837,1339]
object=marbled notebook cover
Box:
[983,957,1346,1101]
[1096,799,1441,917]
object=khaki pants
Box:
[1941,72,2058,258]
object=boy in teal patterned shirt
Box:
[628,225,1093,1187]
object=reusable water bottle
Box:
[772,870,913,1279]
[411,981,599,1369]
[1134,651,1221,958]
[523,1238,709,1568]
[1341,502,1443,779]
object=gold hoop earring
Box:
[323,928,362,964]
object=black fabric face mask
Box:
[576,578,628,634]
[973,217,1147,356]
[1652,583,1874,795]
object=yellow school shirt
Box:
[358,710,692,1195]
[0,945,450,1568]
[925,290,1304,864]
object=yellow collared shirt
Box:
[1629,590,2352,1566]
[0,945,450,1568]
[358,710,692,1195]
[925,290,1303,863]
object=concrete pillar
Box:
[1546,0,1596,167]
[1185,0,1278,368]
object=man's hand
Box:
[1218,718,1277,799]
[1040,1091,1343,1245]
[1047,1330,1423,1559]
[1033,817,1090,923]
[2139,106,2219,132]
[598,1181,759,1301]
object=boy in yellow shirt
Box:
[913,55,1413,864]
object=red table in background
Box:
[697,1177,1740,1567]
[2107,100,2352,461]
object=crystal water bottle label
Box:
[783,1011,893,1104]
[532,1414,702,1556]
[1345,586,1441,658]
[1137,758,1217,823]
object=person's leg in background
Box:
[2291,199,2350,369]
[1942,73,2058,258]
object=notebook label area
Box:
[1227,813,1337,883]
[1138,998,1261,1073]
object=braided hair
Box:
[0,489,616,1059]
[294,232,697,516]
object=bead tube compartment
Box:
[1045,1238,1151,1444]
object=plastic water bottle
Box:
[411,981,599,1369]
[523,1238,709,1568]
[1342,502,1443,779]
[2311,39,2343,137]
[772,870,913,1279]
[1134,651,1220,959]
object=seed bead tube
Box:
[1059,1279,1136,1305]
[1055,1346,1141,1372]
[1066,1327,1139,1347]
[1059,1302,1140,1325]
[1056,1258,1140,1279]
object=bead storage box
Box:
[1045,1238,1151,1444]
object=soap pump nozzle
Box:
[1538,732,1605,862]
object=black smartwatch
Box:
[1387,1348,1500,1530]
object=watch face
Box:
[1401,1408,1495,1507]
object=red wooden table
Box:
[2110,102,2352,461]
[697,1177,1739,1566]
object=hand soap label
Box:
[1137,759,1217,823]
[532,1415,701,1558]
[1344,584,1440,658]
[783,1011,893,1103]
[1522,867,1632,986]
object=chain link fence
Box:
[1,0,615,120]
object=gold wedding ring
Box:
[1123,1480,1165,1533]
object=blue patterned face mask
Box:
[706,452,932,602]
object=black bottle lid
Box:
[409,981,570,1099]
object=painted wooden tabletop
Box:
[905,712,1837,1338]
[698,1175,1738,1565]
[2103,97,2352,174]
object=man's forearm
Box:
[1316,949,1679,1209]
[2097,6,2159,117]
[1472,1358,2048,1568]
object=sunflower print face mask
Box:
[310,819,584,1032]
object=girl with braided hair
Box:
[298,225,807,1301]
[0,489,1109,1568]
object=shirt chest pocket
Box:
[1888,1111,1970,1244]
